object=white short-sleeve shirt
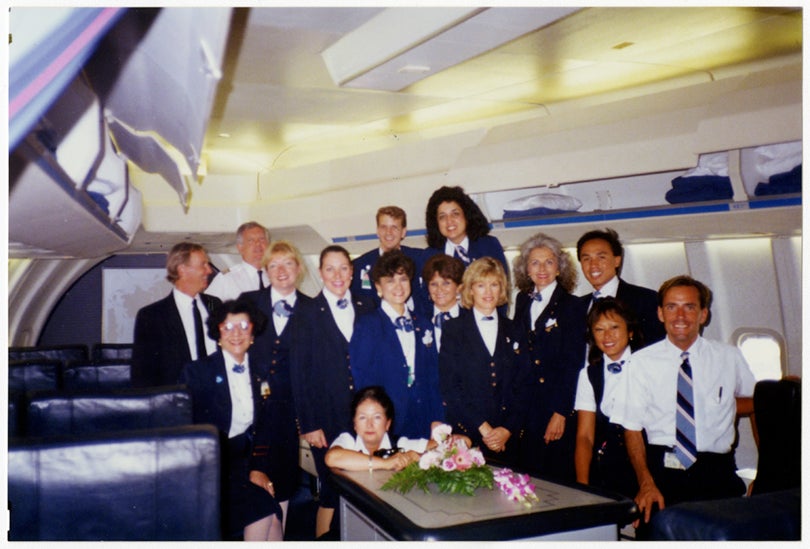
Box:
[611,336,756,453]
[574,347,632,419]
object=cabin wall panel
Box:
[686,239,784,345]
[772,236,802,377]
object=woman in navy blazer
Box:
[439,257,532,466]
[423,186,509,314]
[512,232,587,482]
[239,240,313,529]
[289,245,375,538]
[350,251,443,440]
[179,298,282,541]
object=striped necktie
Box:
[273,299,293,318]
[674,351,698,469]
[454,245,470,265]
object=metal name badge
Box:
[664,451,685,470]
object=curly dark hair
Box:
[370,250,415,284]
[586,296,644,366]
[424,186,491,249]
[206,297,268,340]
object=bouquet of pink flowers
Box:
[382,424,492,496]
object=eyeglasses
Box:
[221,320,251,333]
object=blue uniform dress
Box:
[350,305,443,439]
[180,350,281,538]
[289,291,375,508]
[514,284,587,481]
[239,287,313,502]
[438,308,532,466]
[580,356,638,498]
[350,245,425,311]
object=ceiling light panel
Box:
[322,7,580,92]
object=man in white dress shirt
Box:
[207,222,270,301]
[611,275,755,531]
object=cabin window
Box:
[733,329,784,381]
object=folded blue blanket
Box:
[665,175,733,204]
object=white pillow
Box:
[503,192,583,213]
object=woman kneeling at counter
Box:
[326,386,470,472]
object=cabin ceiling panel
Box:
[201,6,802,175]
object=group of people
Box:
[131,185,757,540]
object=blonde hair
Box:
[459,257,510,309]
[261,240,307,287]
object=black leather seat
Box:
[9,359,63,393]
[8,425,221,540]
[91,342,134,362]
[649,488,800,540]
[8,359,62,437]
[649,378,801,540]
[9,344,89,363]
[750,378,801,495]
[62,359,132,391]
[26,385,192,437]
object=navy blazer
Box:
[239,287,313,390]
[438,308,532,448]
[239,287,313,499]
[514,284,587,422]
[289,291,376,443]
[179,349,273,474]
[350,245,425,310]
[424,235,509,315]
[425,234,509,275]
[579,278,666,347]
[132,292,221,388]
[350,308,443,439]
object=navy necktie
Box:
[607,360,624,374]
[232,363,246,374]
[531,291,543,302]
[258,270,265,290]
[593,290,603,300]
[274,299,293,318]
[675,351,698,469]
[481,315,495,321]
[433,311,451,329]
[394,316,414,332]
[336,298,349,309]
[192,299,207,360]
